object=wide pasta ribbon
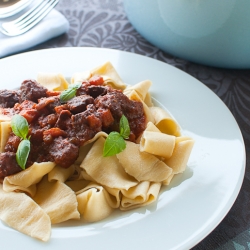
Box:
[0,121,11,153]
[117,141,173,183]
[164,136,195,175]
[149,106,181,136]
[140,131,175,159]
[80,137,138,190]
[124,80,153,107]
[33,176,80,224]
[37,73,68,91]
[120,181,161,210]
[76,182,114,222]
[3,162,80,227]
[0,184,51,242]
[48,164,75,183]
[90,61,126,90]
[3,162,56,195]
[71,61,126,90]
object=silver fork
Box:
[0,0,33,19]
[0,0,59,36]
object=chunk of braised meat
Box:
[0,152,22,178]
[87,114,102,131]
[11,100,39,123]
[48,137,79,168]
[71,105,102,145]
[96,108,114,128]
[19,109,39,124]
[43,128,67,144]
[55,110,72,131]
[95,89,145,137]
[80,103,99,122]
[35,96,61,113]
[54,110,79,143]
[1,107,16,117]
[0,89,20,108]
[54,104,68,114]
[67,95,94,114]
[14,100,36,110]
[27,141,50,163]
[19,80,47,103]
[29,126,47,145]
[38,113,58,128]
[4,133,21,153]
[76,81,89,96]
[75,76,104,97]
[95,90,124,119]
[88,85,108,98]
[129,115,146,140]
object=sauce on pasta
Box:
[0,76,146,178]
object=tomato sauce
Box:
[0,76,146,178]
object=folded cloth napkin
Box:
[0,9,69,58]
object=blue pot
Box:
[123,0,250,69]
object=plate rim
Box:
[0,47,246,250]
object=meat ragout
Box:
[0,76,146,179]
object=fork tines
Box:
[1,0,59,36]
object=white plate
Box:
[0,48,245,250]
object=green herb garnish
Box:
[103,115,130,157]
[16,139,30,170]
[11,114,29,139]
[10,114,30,169]
[119,115,130,139]
[60,82,82,102]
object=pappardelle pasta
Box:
[0,62,194,241]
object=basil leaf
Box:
[16,139,30,170]
[60,82,82,102]
[11,114,29,139]
[60,88,77,102]
[119,115,130,139]
[70,82,82,89]
[11,115,31,169]
[103,115,131,157]
[103,132,126,157]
